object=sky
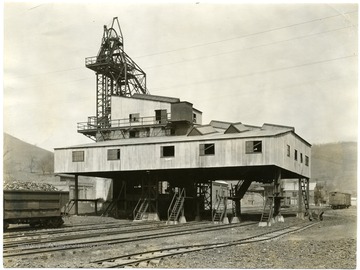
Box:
[3,1,358,151]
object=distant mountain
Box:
[311,142,357,196]
[3,134,357,196]
[3,133,56,184]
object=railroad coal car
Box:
[3,190,69,229]
[329,192,351,209]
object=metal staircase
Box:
[133,197,149,221]
[231,180,252,199]
[229,180,252,218]
[212,195,227,223]
[259,196,274,226]
[167,188,186,223]
[300,179,312,220]
[63,200,75,215]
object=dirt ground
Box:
[159,206,357,269]
[3,206,357,269]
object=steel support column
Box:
[74,174,79,215]
[298,178,303,217]
[306,178,310,205]
[273,169,282,217]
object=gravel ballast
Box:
[3,207,356,268]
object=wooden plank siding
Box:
[55,132,310,178]
[111,96,172,121]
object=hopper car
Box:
[329,191,351,209]
[3,190,69,230]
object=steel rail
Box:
[92,223,317,268]
[3,220,162,239]
[3,222,256,258]
[3,221,210,248]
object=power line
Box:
[6,77,93,91]
[9,11,357,80]
[143,25,355,71]
[151,54,356,93]
[185,75,348,103]
[134,10,358,59]
[13,66,84,79]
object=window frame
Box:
[129,130,139,138]
[287,145,291,157]
[72,150,84,162]
[199,143,215,156]
[161,145,175,158]
[305,155,309,166]
[245,140,263,154]
[155,109,168,124]
[129,113,140,123]
[107,149,120,160]
[294,149,298,161]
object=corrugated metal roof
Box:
[188,125,218,136]
[209,120,233,130]
[55,126,299,149]
[262,123,295,132]
[227,123,250,133]
[132,93,180,103]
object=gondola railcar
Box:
[329,191,351,209]
[4,190,69,230]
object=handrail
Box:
[167,188,186,222]
[77,114,171,132]
[133,197,149,220]
[133,197,143,220]
[212,196,227,222]
[167,192,178,220]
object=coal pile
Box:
[3,181,58,191]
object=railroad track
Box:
[3,221,210,248]
[3,220,157,239]
[3,221,256,258]
[89,222,317,268]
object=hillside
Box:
[3,134,357,196]
[3,133,57,184]
[311,142,357,196]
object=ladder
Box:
[300,179,312,220]
[167,188,186,223]
[212,196,227,223]
[133,197,149,221]
[259,197,274,226]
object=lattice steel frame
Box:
[86,17,149,131]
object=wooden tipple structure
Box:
[54,18,312,224]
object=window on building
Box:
[129,113,140,122]
[294,150,298,161]
[245,141,262,153]
[300,153,303,163]
[161,146,175,157]
[107,149,120,160]
[287,145,291,157]
[200,143,215,156]
[129,130,139,138]
[193,113,197,123]
[305,156,309,166]
[72,151,84,162]
[155,110,167,124]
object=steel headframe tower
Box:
[85,17,149,128]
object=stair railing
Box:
[167,188,186,222]
[133,196,149,221]
[212,196,227,222]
